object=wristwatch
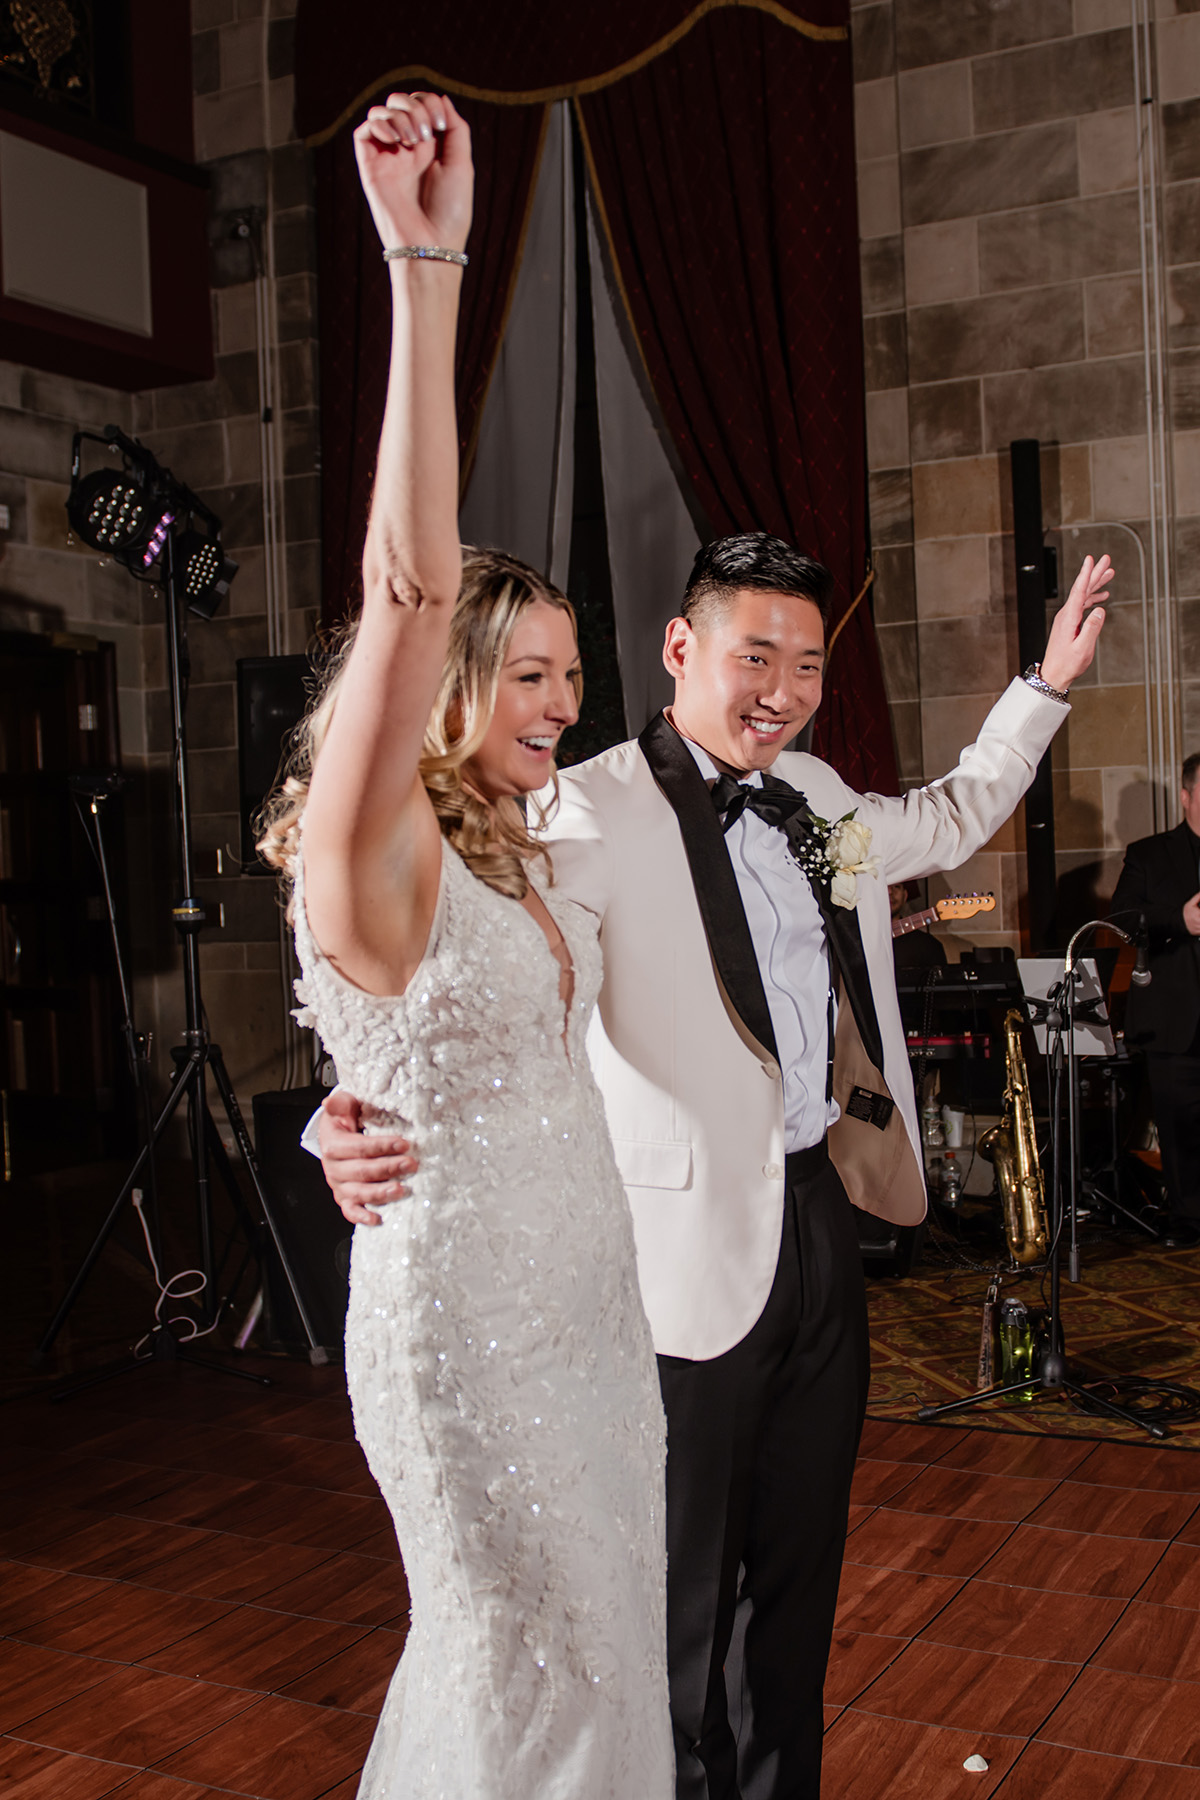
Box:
[1022,663,1070,704]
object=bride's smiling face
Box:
[465,600,582,800]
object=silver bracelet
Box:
[383,245,468,267]
[1022,662,1070,704]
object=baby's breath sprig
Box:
[788,808,880,911]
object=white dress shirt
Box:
[680,736,839,1153]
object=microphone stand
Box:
[917,919,1170,1438]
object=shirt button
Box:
[762,1061,780,1080]
[763,1163,784,1180]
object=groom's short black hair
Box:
[681,533,833,632]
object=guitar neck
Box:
[892,906,939,937]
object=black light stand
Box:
[917,921,1170,1439]
[31,428,326,1388]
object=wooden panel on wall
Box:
[0,107,212,390]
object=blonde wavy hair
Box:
[257,549,580,903]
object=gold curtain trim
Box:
[306,0,846,146]
[826,566,874,658]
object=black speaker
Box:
[252,1086,351,1354]
[237,655,312,869]
[1010,439,1058,951]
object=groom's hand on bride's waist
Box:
[320,1089,415,1227]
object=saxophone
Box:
[978,1008,1048,1266]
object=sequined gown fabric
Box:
[292,844,671,1800]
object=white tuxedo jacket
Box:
[540,677,1066,1361]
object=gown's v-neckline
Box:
[516,881,576,1058]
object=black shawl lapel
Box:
[638,713,779,1061]
[638,713,888,1079]
[775,811,887,1076]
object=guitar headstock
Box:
[934,892,996,923]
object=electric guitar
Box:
[891,893,996,938]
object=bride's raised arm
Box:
[302,92,473,995]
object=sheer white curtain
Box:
[459,103,576,589]
[461,104,703,734]
[587,197,701,733]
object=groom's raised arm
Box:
[859,552,1111,883]
[858,676,1067,886]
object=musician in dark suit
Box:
[1110,751,1200,1248]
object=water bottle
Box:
[999,1297,1035,1400]
[941,1151,962,1207]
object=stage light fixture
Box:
[175,526,239,620]
[43,426,318,1377]
[67,467,154,553]
[68,425,238,615]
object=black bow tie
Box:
[710,771,812,835]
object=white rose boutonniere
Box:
[791,807,881,910]
[828,816,874,870]
[825,812,881,909]
[829,865,860,909]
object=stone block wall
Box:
[0,0,319,1129]
[853,0,1198,949]
[0,368,145,722]
[10,1,1194,1121]
[132,0,319,1110]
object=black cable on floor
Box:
[1068,1377,1200,1429]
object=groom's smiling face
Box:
[663,588,826,775]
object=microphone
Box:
[1042,979,1064,1031]
[68,769,125,797]
[1131,915,1152,987]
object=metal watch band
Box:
[1022,663,1070,704]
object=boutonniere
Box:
[789,809,881,910]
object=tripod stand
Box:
[917,922,1169,1439]
[34,532,325,1386]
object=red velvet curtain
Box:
[579,12,891,789]
[312,103,548,619]
[296,0,895,790]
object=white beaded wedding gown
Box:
[292,841,672,1800]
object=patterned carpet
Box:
[866,1213,1200,1449]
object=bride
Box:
[259,93,672,1799]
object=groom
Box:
[317,532,1109,1798]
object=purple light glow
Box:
[142,511,176,568]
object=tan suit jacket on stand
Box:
[539,676,1067,1363]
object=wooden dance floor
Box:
[2,1355,1199,1797]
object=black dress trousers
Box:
[656,1143,871,1800]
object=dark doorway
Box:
[0,630,131,1178]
